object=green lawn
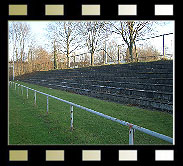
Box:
[9,81,173,145]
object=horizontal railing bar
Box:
[10,81,173,144]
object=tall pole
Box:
[12,28,15,81]
[105,31,107,64]
[13,55,14,81]
[105,39,107,64]
[163,34,165,59]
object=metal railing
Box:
[9,81,173,145]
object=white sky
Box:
[29,21,50,49]
[29,20,174,53]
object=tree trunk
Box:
[103,50,105,65]
[91,52,94,66]
[54,53,57,69]
[67,46,70,68]
[134,43,138,62]
[21,51,23,75]
[53,40,57,69]
[129,42,133,62]
[67,53,70,68]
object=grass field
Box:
[9,81,173,145]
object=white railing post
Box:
[34,91,36,105]
[27,88,28,99]
[21,85,23,95]
[129,127,134,145]
[47,95,49,114]
[70,105,74,131]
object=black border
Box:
[1,0,181,165]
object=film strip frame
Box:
[6,1,176,19]
[0,0,181,166]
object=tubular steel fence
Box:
[9,81,173,145]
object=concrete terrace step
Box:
[79,72,173,79]
[47,81,173,102]
[25,78,173,93]
[60,76,173,85]
[62,80,173,93]
[82,80,173,92]
[17,60,173,112]
[24,74,173,85]
[35,82,173,112]
[46,79,171,94]
[31,66,173,76]
[23,75,173,93]
[24,79,173,104]
[22,71,173,80]
[74,60,173,71]
[23,60,173,77]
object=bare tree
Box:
[137,45,160,62]
[47,21,82,68]
[110,21,153,62]
[9,22,31,75]
[33,46,52,71]
[107,40,118,63]
[77,21,109,66]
